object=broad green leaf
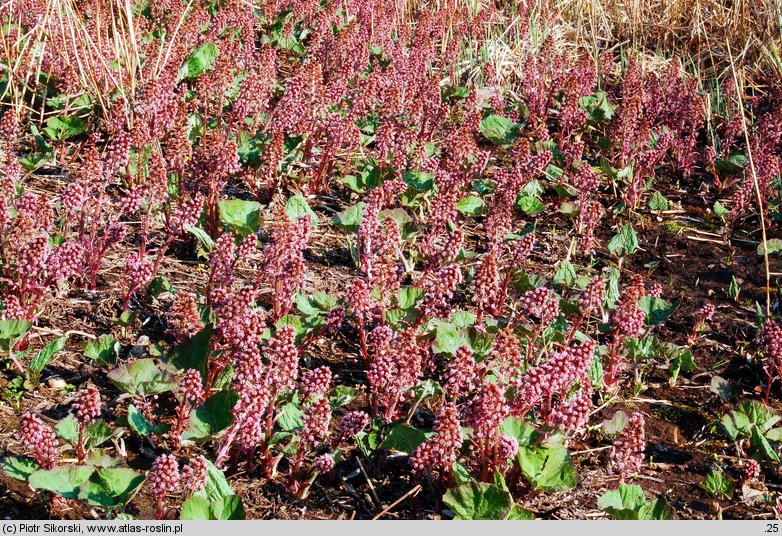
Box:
[721,410,751,441]
[601,411,628,436]
[277,402,304,432]
[403,171,434,191]
[380,425,430,454]
[187,226,214,253]
[56,414,80,445]
[218,199,261,236]
[127,405,167,437]
[285,194,318,227]
[397,287,423,309]
[84,420,115,449]
[1,456,40,481]
[328,385,359,409]
[715,154,747,173]
[516,443,577,492]
[648,191,669,211]
[456,196,484,216]
[758,239,782,256]
[432,322,469,355]
[332,203,365,232]
[597,483,648,519]
[637,297,679,326]
[638,499,676,520]
[701,466,735,498]
[42,116,87,141]
[479,115,518,145]
[500,417,540,447]
[506,505,535,520]
[195,461,235,504]
[181,496,214,520]
[182,390,238,443]
[178,42,219,80]
[443,482,513,520]
[608,224,638,257]
[553,260,577,288]
[578,91,616,122]
[713,201,729,216]
[107,359,178,396]
[0,319,31,350]
[29,466,95,499]
[212,495,246,520]
[27,336,66,384]
[750,427,780,462]
[516,193,545,215]
[78,468,145,508]
[84,335,119,368]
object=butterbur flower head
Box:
[266,325,299,392]
[168,293,203,341]
[765,320,782,360]
[464,382,508,440]
[301,366,332,399]
[741,459,761,483]
[313,453,335,474]
[180,456,209,494]
[444,346,477,399]
[409,403,462,477]
[697,303,716,324]
[325,306,345,334]
[339,411,370,438]
[610,412,646,480]
[179,369,205,404]
[147,453,180,500]
[72,383,101,425]
[579,278,606,317]
[17,413,58,469]
[301,398,332,447]
[497,435,519,461]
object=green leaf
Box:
[107,359,178,396]
[328,385,359,409]
[710,376,734,401]
[42,116,87,141]
[597,483,648,519]
[285,194,318,227]
[28,466,95,499]
[380,424,430,454]
[648,191,669,212]
[218,199,261,236]
[78,468,145,508]
[187,226,214,253]
[403,171,434,191]
[516,193,545,215]
[638,499,676,520]
[127,405,166,437]
[196,461,235,504]
[506,505,535,520]
[56,415,80,445]
[1,456,40,481]
[178,42,219,81]
[84,335,119,368]
[601,411,628,436]
[456,196,484,217]
[27,336,66,385]
[715,154,747,173]
[578,91,616,122]
[0,319,31,351]
[397,287,423,309]
[500,417,540,447]
[758,239,782,256]
[332,203,365,232]
[553,259,577,288]
[479,115,518,145]
[516,443,577,492]
[432,322,469,355]
[713,201,729,216]
[722,410,751,441]
[608,224,638,257]
[182,390,238,443]
[637,296,679,326]
[701,466,735,498]
[750,427,780,462]
[443,482,513,520]
[84,420,115,449]
[276,402,304,432]
[212,495,246,520]
[181,496,215,520]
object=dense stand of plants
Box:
[0,0,781,520]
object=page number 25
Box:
[767,524,779,533]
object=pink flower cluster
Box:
[610,412,646,481]
[17,413,58,469]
